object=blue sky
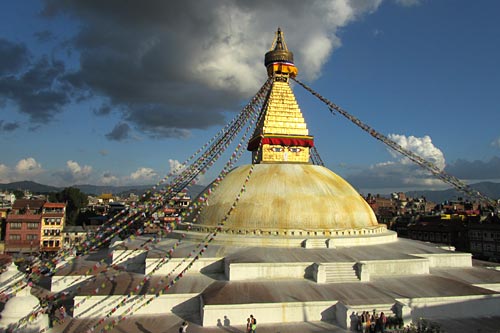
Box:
[0,0,499,194]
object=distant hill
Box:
[0,180,61,193]
[0,181,206,198]
[2,180,497,203]
[406,181,500,203]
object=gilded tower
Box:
[247,28,314,164]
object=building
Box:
[62,225,87,249]
[0,207,8,241]
[40,202,66,253]
[469,218,500,261]
[4,199,45,254]
[4,199,66,254]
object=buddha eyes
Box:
[271,147,302,153]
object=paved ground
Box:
[52,314,352,333]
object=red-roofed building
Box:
[5,199,45,254]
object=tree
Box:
[50,187,88,226]
[12,190,24,199]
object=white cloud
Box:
[346,134,448,191]
[168,159,185,176]
[491,137,500,148]
[66,160,93,179]
[387,134,446,170]
[0,164,11,183]
[15,157,43,176]
[99,172,119,185]
[130,167,158,181]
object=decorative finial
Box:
[264,28,298,77]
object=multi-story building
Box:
[0,192,15,208]
[0,207,9,240]
[468,220,500,262]
[62,225,86,249]
[4,199,45,254]
[41,202,66,253]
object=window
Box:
[26,234,37,240]
[9,234,21,241]
[27,222,39,229]
[10,222,22,229]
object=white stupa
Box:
[0,285,49,333]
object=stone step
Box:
[315,262,359,283]
[303,238,329,249]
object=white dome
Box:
[197,164,378,232]
[0,286,41,329]
[0,262,20,284]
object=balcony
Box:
[40,246,61,252]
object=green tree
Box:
[12,190,24,199]
[50,187,89,226]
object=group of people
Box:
[353,310,387,333]
[178,314,257,333]
[246,314,257,333]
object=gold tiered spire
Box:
[248,28,314,164]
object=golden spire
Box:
[247,28,313,164]
[264,28,298,78]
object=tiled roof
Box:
[12,199,45,210]
[7,214,42,221]
[44,202,66,208]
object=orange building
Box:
[40,202,66,252]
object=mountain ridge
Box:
[0,180,206,197]
[1,180,499,203]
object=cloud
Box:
[130,167,158,182]
[444,157,500,180]
[53,160,93,184]
[373,29,383,37]
[0,39,30,75]
[168,159,185,176]
[0,158,45,183]
[93,104,112,116]
[99,171,119,185]
[491,137,500,148]
[15,157,44,176]
[34,30,54,42]
[40,0,383,137]
[346,134,447,191]
[99,149,109,156]
[66,160,92,177]
[0,55,72,123]
[387,134,445,170]
[0,120,20,132]
[105,122,131,141]
[0,164,10,183]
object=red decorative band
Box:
[247,136,314,151]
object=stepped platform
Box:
[45,236,500,331]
